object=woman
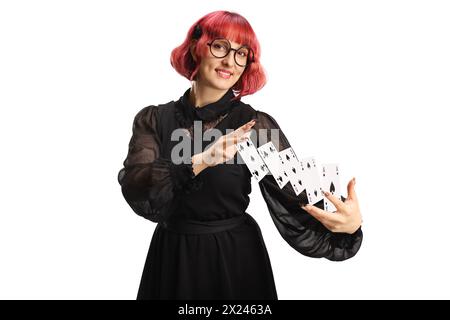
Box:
[118,10,363,300]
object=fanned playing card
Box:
[236,136,269,182]
[299,156,323,204]
[257,142,289,189]
[321,163,342,212]
[279,147,305,195]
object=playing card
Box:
[257,142,289,189]
[321,163,342,212]
[279,147,305,195]
[299,156,323,204]
[236,136,269,182]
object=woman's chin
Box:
[207,83,232,91]
[209,79,236,91]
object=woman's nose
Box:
[222,52,235,66]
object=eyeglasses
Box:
[206,38,255,67]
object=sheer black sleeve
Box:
[117,106,202,222]
[253,110,363,261]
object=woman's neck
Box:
[189,81,228,108]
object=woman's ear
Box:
[190,40,197,62]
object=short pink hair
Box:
[170,10,267,100]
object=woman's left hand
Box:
[301,177,362,234]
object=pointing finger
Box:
[235,119,256,135]
[230,121,255,140]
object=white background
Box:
[1,0,449,299]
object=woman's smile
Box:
[215,68,233,79]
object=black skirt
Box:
[136,213,278,299]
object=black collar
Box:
[174,88,239,128]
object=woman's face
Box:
[191,38,247,91]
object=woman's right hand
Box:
[201,119,256,168]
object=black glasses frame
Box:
[206,38,255,67]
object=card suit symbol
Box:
[330,182,335,194]
[286,155,290,161]
[246,140,251,147]
[252,170,259,177]
[298,179,302,186]
[263,151,268,158]
[314,189,318,197]
[284,171,288,177]
[292,167,296,174]
[250,155,255,162]
[260,165,266,171]
[270,146,275,152]
[238,145,244,151]
[307,162,311,169]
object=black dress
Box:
[117,87,363,300]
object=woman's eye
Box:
[238,51,248,57]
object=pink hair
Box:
[170,10,267,100]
